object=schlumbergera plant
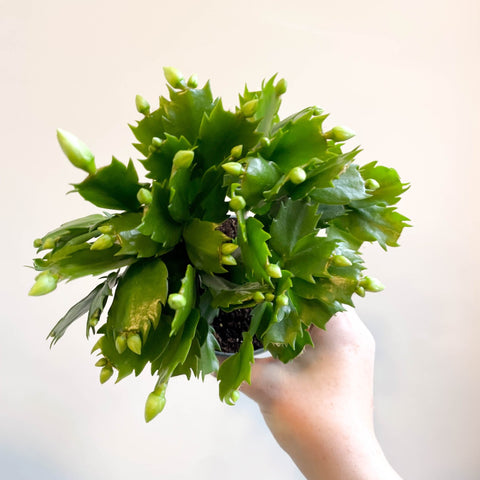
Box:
[29,67,409,422]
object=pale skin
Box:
[240,310,403,480]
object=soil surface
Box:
[217,217,238,238]
[212,307,263,353]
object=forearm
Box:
[261,405,402,480]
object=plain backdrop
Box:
[1,1,479,479]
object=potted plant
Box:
[29,67,409,422]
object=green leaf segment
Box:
[30,68,409,419]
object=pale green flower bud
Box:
[253,291,265,303]
[325,126,356,142]
[29,271,58,296]
[275,78,287,96]
[265,293,275,302]
[365,178,380,190]
[135,94,150,115]
[98,224,113,234]
[187,74,198,88]
[168,293,186,310]
[289,167,307,184]
[33,238,43,248]
[90,234,114,251]
[56,128,96,174]
[163,66,184,88]
[137,187,153,205]
[260,136,271,147]
[229,196,246,211]
[127,334,142,355]
[221,243,238,255]
[221,255,237,266]
[99,365,114,384]
[355,286,366,297]
[172,150,195,169]
[276,294,289,307]
[312,106,324,116]
[332,254,353,267]
[144,389,166,422]
[115,334,127,354]
[222,162,243,176]
[242,99,258,117]
[266,264,282,278]
[230,144,243,158]
[360,276,385,292]
[95,358,108,367]
[42,237,56,249]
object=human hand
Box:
[241,310,402,480]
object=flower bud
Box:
[221,243,238,255]
[99,365,114,384]
[355,286,366,297]
[88,310,100,327]
[33,238,43,248]
[360,276,385,292]
[137,187,153,205]
[242,99,258,117]
[172,150,195,170]
[163,66,184,88]
[144,390,166,422]
[275,78,287,96]
[289,166,306,184]
[90,234,114,251]
[222,162,243,176]
[152,137,163,148]
[98,224,113,234]
[276,294,289,307]
[56,128,96,174]
[312,106,324,116]
[230,144,243,158]
[95,358,108,367]
[229,196,246,211]
[115,334,127,354]
[127,334,142,355]
[187,74,198,88]
[265,293,275,302]
[229,390,240,403]
[325,126,356,142]
[365,178,380,190]
[253,291,265,303]
[135,94,150,115]
[221,255,237,266]
[260,136,271,147]
[29,271,58,296]
[168,293,187,310]
[332,254,353,267]
[42,237,56,250]
[266,264,282,279]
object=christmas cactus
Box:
[29,67,409,422]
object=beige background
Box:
[1,0,479,478]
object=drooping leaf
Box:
[138,182,182,247]
[170,265,196,336]
[200,274,267,309]
[106,258,168,342]
[332,205,410,250]
[183,219,228,274]
[217,332,254,402]
[73,158,141,210]
[86,272,118,337]
[267,323,313,363]
[237,217,272,284]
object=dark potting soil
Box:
[212,307,263,353]
[217,217,238,239]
